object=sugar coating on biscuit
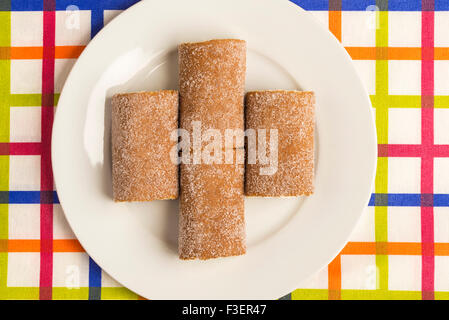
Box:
[178,39,247,260]
[111,90,179,202]
[245,90,315,197]
[179,39,246,149]
[179,158,246,260]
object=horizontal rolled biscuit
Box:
[245,90,315,197]
[111,90,179,202]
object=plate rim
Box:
[52,0,377,299]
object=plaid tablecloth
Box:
[0,0,448,300]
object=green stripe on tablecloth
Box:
[435,96,449,108]
[0,287,39,300]
[0,13,10,142]
[342,289,422,300]
[435,292,449,300]
[9,94,60,107]
[293,289,437,300]
[374,8,389,291]
[291,289,328,300]
[101,287,139,300]
[0,9,10,294]
[388,95,422,108]
[52,287,89,300]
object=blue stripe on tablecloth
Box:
[368,194,449,207]
[88,258,102,300]
[2,191,448,207]
[291,0,449,10]
[8,0,448,11]
[1,191,60,204]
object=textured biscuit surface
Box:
[111,90,179,202]
[245,90,315,197]
[178,39,246,259]
[179,156,245,260]
[179,39,246,149]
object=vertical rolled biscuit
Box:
[179,149,245,260]
[178,39,246,149]
[245,90,315,197]
[111,90,179,201]
[178,39,246,259]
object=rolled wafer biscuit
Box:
[111,90,179,202]
[179,149,245,260]
[245,90,315,197]
[178,39,246,259]
[178,39,246,149]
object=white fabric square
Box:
[54,59,76,93]
[435,256,449,292]
[352,60,376,95]
[341,255,377,290]
[434,61,449,95]
[53,252,89,288]
[10,107,41,143]
[435,12,449,47]
[8,204,40,239]
[102,271,123,288]
[388,12,421,47]
[434,208,449,243]
[434,158,449,194]
[434,109,449,145]
[341,11,376,47]
[104,10,123,26]
[55,10,91,46]
[9,155,41,191]
[7,253,40,287]
[350,206,375,242]
[11,12,43,47]
[388,157,421,194]
[298,266,328,289]
[388,207,421,243]
[53,204,76,239]
[10,60,42,94]
[388,255,421,291]
[388,108,421,144]
[388,61,421,95]
[309,10,329,28]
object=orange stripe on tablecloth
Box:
[435,47,449,60]
[341,242,377,254]
[0,239,84,252]
[10,47,43,59]
[329,11,341,42]
[345,47,377,60]
[53,239,84,252]
[0,46,10,59]
[435,243,449,256]
[54,46,84,59]
[346,47,449,60]
[342,242,449,256]
[388,242,422,255]
[388,47,421,60]
[1,46,84,59]
[8,239,41,252]
[328,254,341,300]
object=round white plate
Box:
[52,0,377,299]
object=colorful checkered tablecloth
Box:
[0,0,448,300]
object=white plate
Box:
[52,0,377,299]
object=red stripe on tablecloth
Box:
[9,142,42,155]
[39,3,55,300]
[420,8,435,300]
[378,144,449,158]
